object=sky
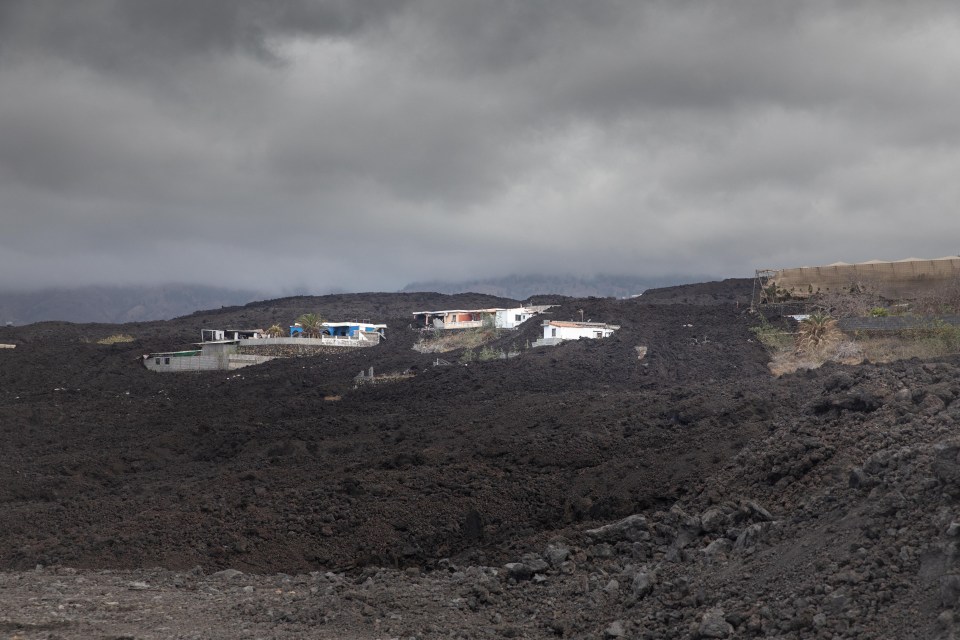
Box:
[3,0,960,294]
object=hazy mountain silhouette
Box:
[401,274,710,300]
[0,284,264,325]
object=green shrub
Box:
[749,321,792,351]
[96,334,135,345]
[477,345,500,361]
[932,319,960,352]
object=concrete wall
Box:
[246,335,379,347]
[144,355,222,372]
[145,354,277,372]
[442,320,484,329]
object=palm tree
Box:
[265,324,284,338]
[796,312,839,354]
[296,313,325,338]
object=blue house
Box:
[321,322,387,338]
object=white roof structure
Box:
[322,321,387,328]
[544,320,620,329]
[411,308,502,315]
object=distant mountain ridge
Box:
[1,274,722,325]
[401,274,711,300]
[0,284,264,325]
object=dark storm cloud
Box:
[0,0,408,69]
[3,0,960,292]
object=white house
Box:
[494,305,554,329]
[412,309,497,330]
[533,320,620,347]
[201,329,263,342]
[414,305,554,330]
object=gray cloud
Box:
[3,0,960,293]
[0,0,408,69]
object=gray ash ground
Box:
[1,280,959,638]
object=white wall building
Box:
[494,305,554,329]
[414,305,554,330]
[533,320,620,347]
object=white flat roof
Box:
[145,350,202,357]
[544,320,620,329]
[412,308,503,315]
[322,322,387,328]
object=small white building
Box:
[533,320,620,347]
[494,305,554,329]
[201,329,264,342]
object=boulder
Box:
[211,569,243,580]
[603,579,620,596]
[848,467,876,489]
[586,515,650,543]
[544,544,570,567]
[941,574,960,607]
[700,507,727,533]
[698,608,733,638]
[632,571,655,597]
[703,537,733,558]
[934,443,960,489]
[503,563,534,581]
[603,620,626,638]
[521,553,550,574]
[734,523,767,552]
[741,500,773,522]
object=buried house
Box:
[289,322,387,340]
[412,309,499,330]
[412,306,552,330]
[144,321,386,372]
[494,305,554,329]
[533,320,620,347]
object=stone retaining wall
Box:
[237,344,364,358]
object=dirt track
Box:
[3,280,960,638]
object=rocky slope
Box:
[1,281,957,638]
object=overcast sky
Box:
[2,1,960,293]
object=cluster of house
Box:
[144,305,620,373]
[411,305,619,346]
[143,321,387,372]
[200,323,388,342]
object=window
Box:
[551,328,557,337]
[164,357,171,365]
[596,332,603,338]
[515,314,522,322]
[155,358,161,365]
